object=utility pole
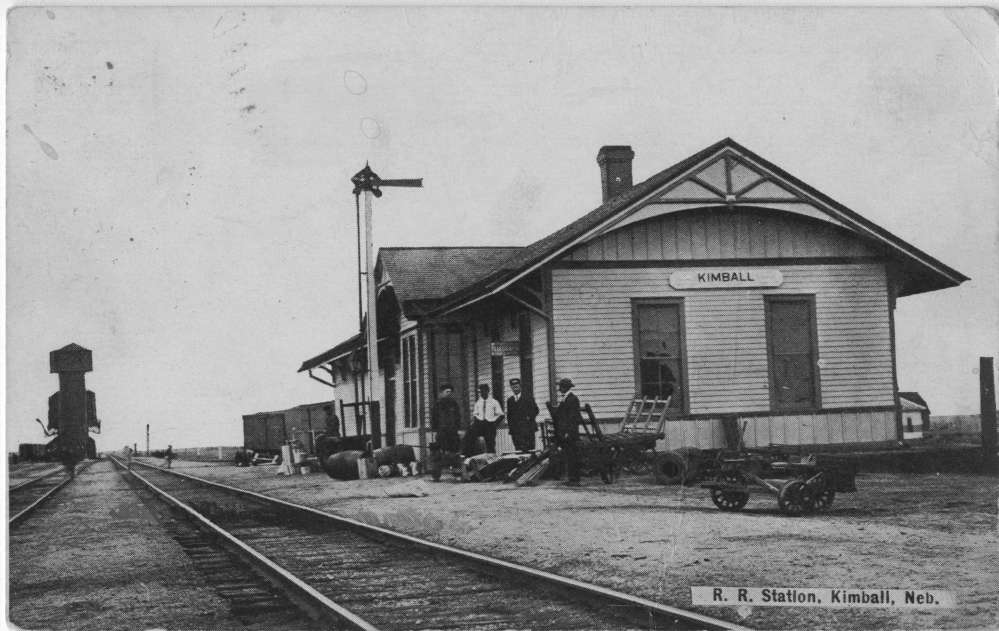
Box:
[350,165,422,404]
[146,423,150,456]
[980,357,997,474]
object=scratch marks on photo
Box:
[360,117,382,139]
[218,10,259,135]
[344,70,367,95]
[22,124,59,160]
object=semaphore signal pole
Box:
[351,165,422,419]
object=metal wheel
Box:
[778,480,815,515]
[814,488,835,510]
[710,473,749,511]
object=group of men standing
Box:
[431,375,585,485]
[432,378,540,455]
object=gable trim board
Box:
[553,257,887,269]
[430,138,966,318]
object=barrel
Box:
[391,444,416,464]
[372,444,417,468]
[654,447,703,485]
[372,447,395,467]
[322,450,365,480]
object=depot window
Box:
[631,299,687,412]
[764,295,821,411]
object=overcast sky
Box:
[6,6,998,451]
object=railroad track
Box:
[9,461,96,527]
[113,457,748,631]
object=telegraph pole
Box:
[981,357,997,474]
[350,165,422,431]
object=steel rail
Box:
[127,458,750,631]
[9,467,64,492]
[9,461,98,527]
[110,456,379,631]
[9,475,73,527]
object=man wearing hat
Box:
[553,377,583,485]
[429,383,463,481]
[431,383,462,455]
[506,378,539,452]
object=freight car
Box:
[18,443,51,462]
[242,401,353,458]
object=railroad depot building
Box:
[298,138,967,459]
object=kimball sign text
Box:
[670,269,783,290]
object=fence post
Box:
[981,357,997,474]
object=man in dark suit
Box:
[429,383,462,481]
[431,383,462,455]
[506,378,539,452]
[553,377,583,485]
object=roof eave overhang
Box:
[297,334,397,373]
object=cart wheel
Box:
[778,480,815,515]
[711,488,749,511]
[814,488,835,510]
[710,473,749,511]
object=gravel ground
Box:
[162,458,998,631]
[8,460,248,631]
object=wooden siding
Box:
[531,312,551,410]
[551,263,894,422]
[564,208,879,262]
[595,408,898,451]
[739,410,895,448]
[420,328,433,434]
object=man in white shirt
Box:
[465,383,504,454]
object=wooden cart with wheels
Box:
[538,397,670,482]
[701,449,857,515]
[598,397,672,478]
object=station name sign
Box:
[490,341,520,357]
[669,268,783,290]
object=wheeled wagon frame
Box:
[701,451,857,515]
[542,397,673,480]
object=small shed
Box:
[899,392,931,438]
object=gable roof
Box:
[428,137,968,316]
[379,246,523,316]
[297,332,363,373]
[899,391,929,409]
[302,248,523,372]
[301,139,969,373]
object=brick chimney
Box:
[597,145,635,202]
